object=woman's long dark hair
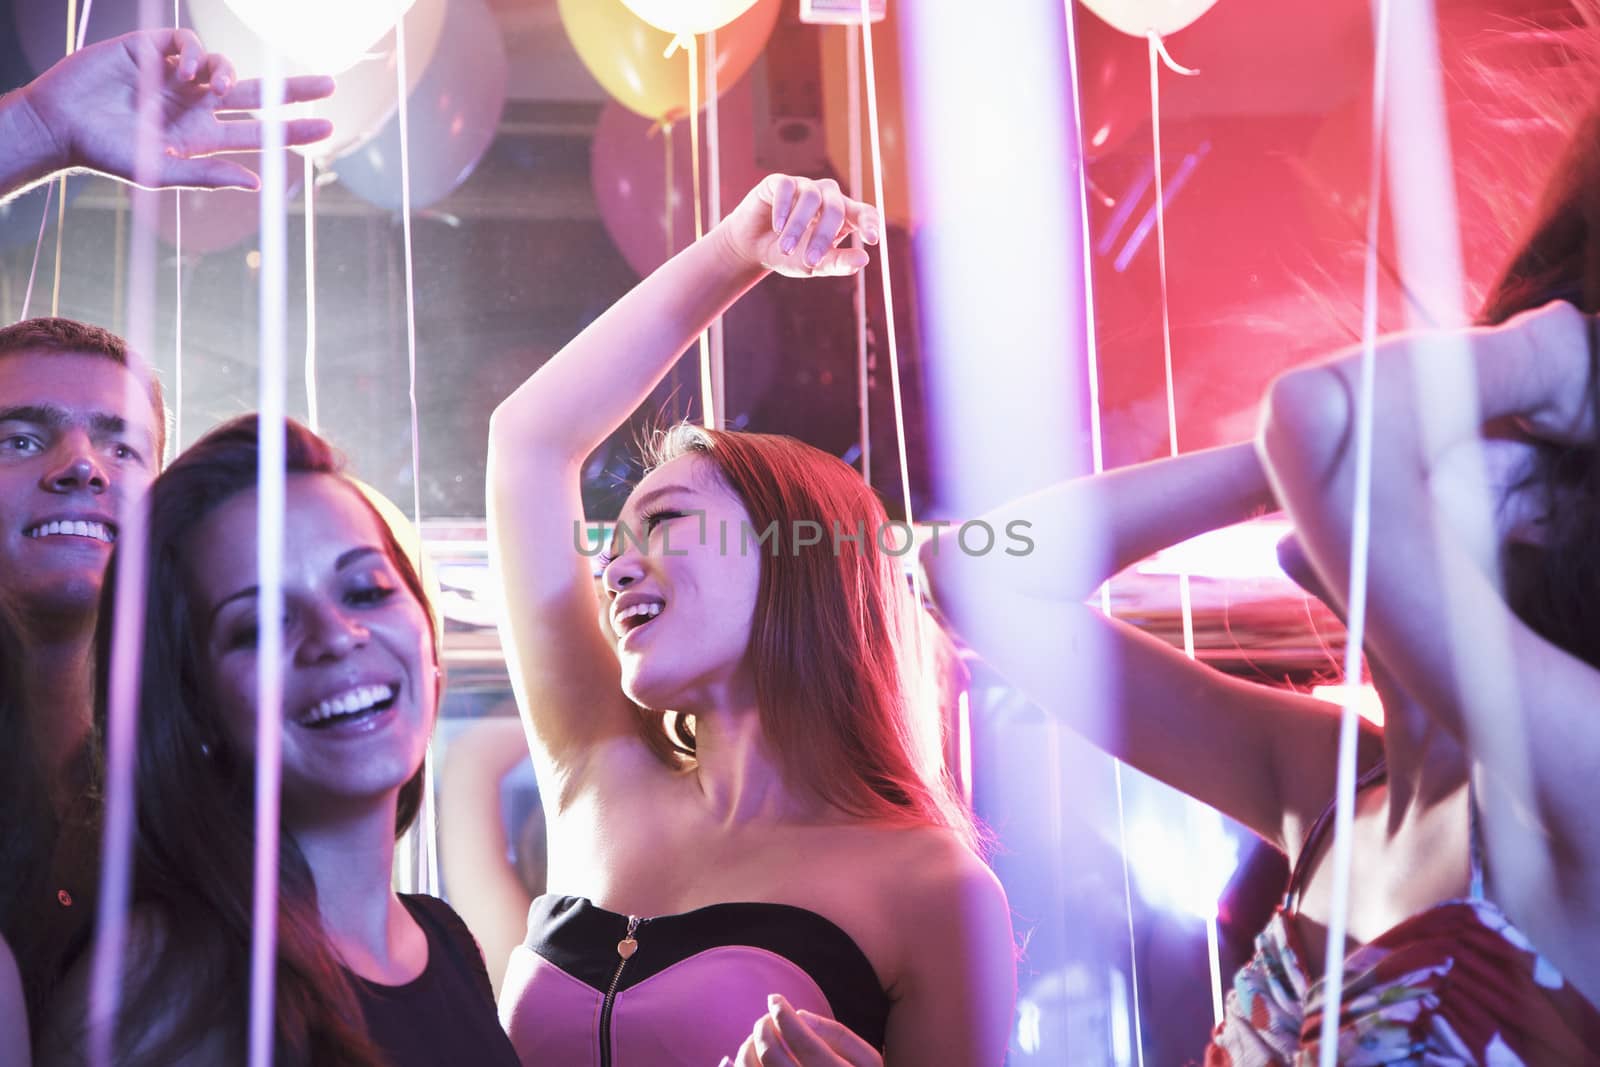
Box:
[92,415,438,1066]
[1477,92,1600,670]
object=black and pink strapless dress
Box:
[500,894,890,1066]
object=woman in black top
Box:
[41,416,518,1066]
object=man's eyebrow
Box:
[0,404,69,427]
[88,413,134,439]
[0,406,153,448]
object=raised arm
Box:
[924,443,1379,850]
[487,176,878,793]
[1257,300,1600,967]
[0,29,334,202]
[437,715,536,996]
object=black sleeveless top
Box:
[354,894,519,1067]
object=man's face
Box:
[0,352,160,624]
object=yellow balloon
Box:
[558,0,779,122]
[1077,0,1220,37]
[621,0,759,36]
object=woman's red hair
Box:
[646,426,980,852]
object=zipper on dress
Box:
[599,915,642,1067]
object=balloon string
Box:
[87,7,155,1062]
[687,33,716,430]
[1065,0,1141,1058]
[1317,1,1392,1061]
[846,25,870,487]
[19,181,54,321]
[858,5,911,533]
[304,154,320,435]
[663,123,675,261]
[1147,29,1220,1026]
[858,0,932,775]
[689,40,704,246]
[50,186,68,327]
[111,193,125,331]
[173,0,183,453]
[22,0,96,324]
[659,122,681,407]
[77,0,96,51]
[246,52,289,1067]
[51,0,80,319]
[393,7,438,897]
[172,210,182,448]
[704,28,727,430]
[1148,32,1199,76]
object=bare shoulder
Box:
[898,829,1008,927]
[828,822,1005,910]
[852,826,1016,1065]
[860,826,1013,991]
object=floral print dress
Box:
[1204,767,1600,1065]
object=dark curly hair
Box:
[1477,92,1600,670]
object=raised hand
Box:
[1499,300,1598,447]
[722,995,882,1067]
[717,175,881,278]
[17,28,336,191]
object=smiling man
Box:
[0,317,165,1037]
[0,317,165,765]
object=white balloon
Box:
[619,0,760,36]
[1077,0,1219,38]
[220,0,418,74]
[186,0,447,160]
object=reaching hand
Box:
[721,995,883,1067]
[18,29,336,191]
[718,175,881,279]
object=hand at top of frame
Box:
[716,174,881,279]
[17,29,335,191]
[722,995,882,1067]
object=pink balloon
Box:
[146,150,305,255]
[590,71,762,277]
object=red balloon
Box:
[1072,7,1149,162]
[591,72,762,277]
